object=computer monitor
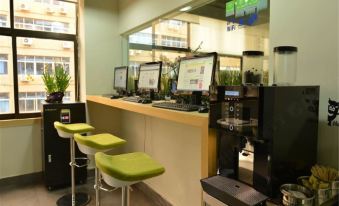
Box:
[114,66,128,93]
[137,62,162,92]
[177,53,217,92]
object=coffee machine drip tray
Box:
[201,175,268,206]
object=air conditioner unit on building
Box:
[62,42,72,49]
[46,6,55,14]
[20,3,30,11]
[23,38,33,46]
[59,7,67,15]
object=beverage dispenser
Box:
[242,51,264,85]
[207,85,319,199]
[273,46,298,85]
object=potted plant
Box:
[42,65,70,103]
[161,73,171,100]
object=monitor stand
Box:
[191,91,202,105]
[111,89,125,99]
[118,90,127,96]
[149,89,155,100]
[134,79,138,93]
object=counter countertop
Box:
[86,95,209,127]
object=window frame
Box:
[0,0,79,120]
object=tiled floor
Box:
[0,177,157,206]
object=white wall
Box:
[0,120,41,179]
[85,0,121,95]
[270,0,339,168]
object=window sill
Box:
[0,117,41,128]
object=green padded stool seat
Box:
[74,133,126,155]
[95,152,165,187]
[54,121,94,138]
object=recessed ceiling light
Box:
[179,6,192,12]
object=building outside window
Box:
[17,55,70,76]
[16,37,75,114]
[129,27,153,45]
[19,92,46,113]
[0,93,10,113]
[0,54,8,75]
[15,17,70,33]
[0,0,77,118]
[0,15,7,27]
[128,20,189,68]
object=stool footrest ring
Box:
[94,183,118,192]
[69,157,90,168]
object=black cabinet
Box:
[41,102,87,190]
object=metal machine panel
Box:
[41,102,87,190]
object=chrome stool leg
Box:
[56,137,91,206]
[121,186,130,206]
[95,167,101,206]
[71,137,76,205]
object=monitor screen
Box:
[177,54,216,92]
[137,62,162,90]
[114,66,128,90]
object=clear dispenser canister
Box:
[273,46,298,85]
[242,51,264,85]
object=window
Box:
[160,35,187,48]
[63,91,71,102]
[17,55,71,76]
[128,19,189,82]
[0,0,78,119]
[17,38,75,113]
[15,17,70,33]
[0,0,10,28]
[0,15,7,27]
[14,0,76,34]
[0,54,8,74]
[154,20,188,48]
[0,36,14,115]
[0,93,10,113]
[129,27,153,45]
[19,91,47,113]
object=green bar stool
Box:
[95,152,165,206]
[74,133,126,206]
[54,121,95,206]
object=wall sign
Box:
[328,98,339,126]
[225,0,268,29]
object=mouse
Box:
[141,99,152,104]
[110,95,120,99]
[198,106,209,113]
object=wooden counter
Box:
[86,95,216,206]
[86,95,208,127]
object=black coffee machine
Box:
[208,85,319,199]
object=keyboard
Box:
[122,96,141,103]
[152,102,199,112]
